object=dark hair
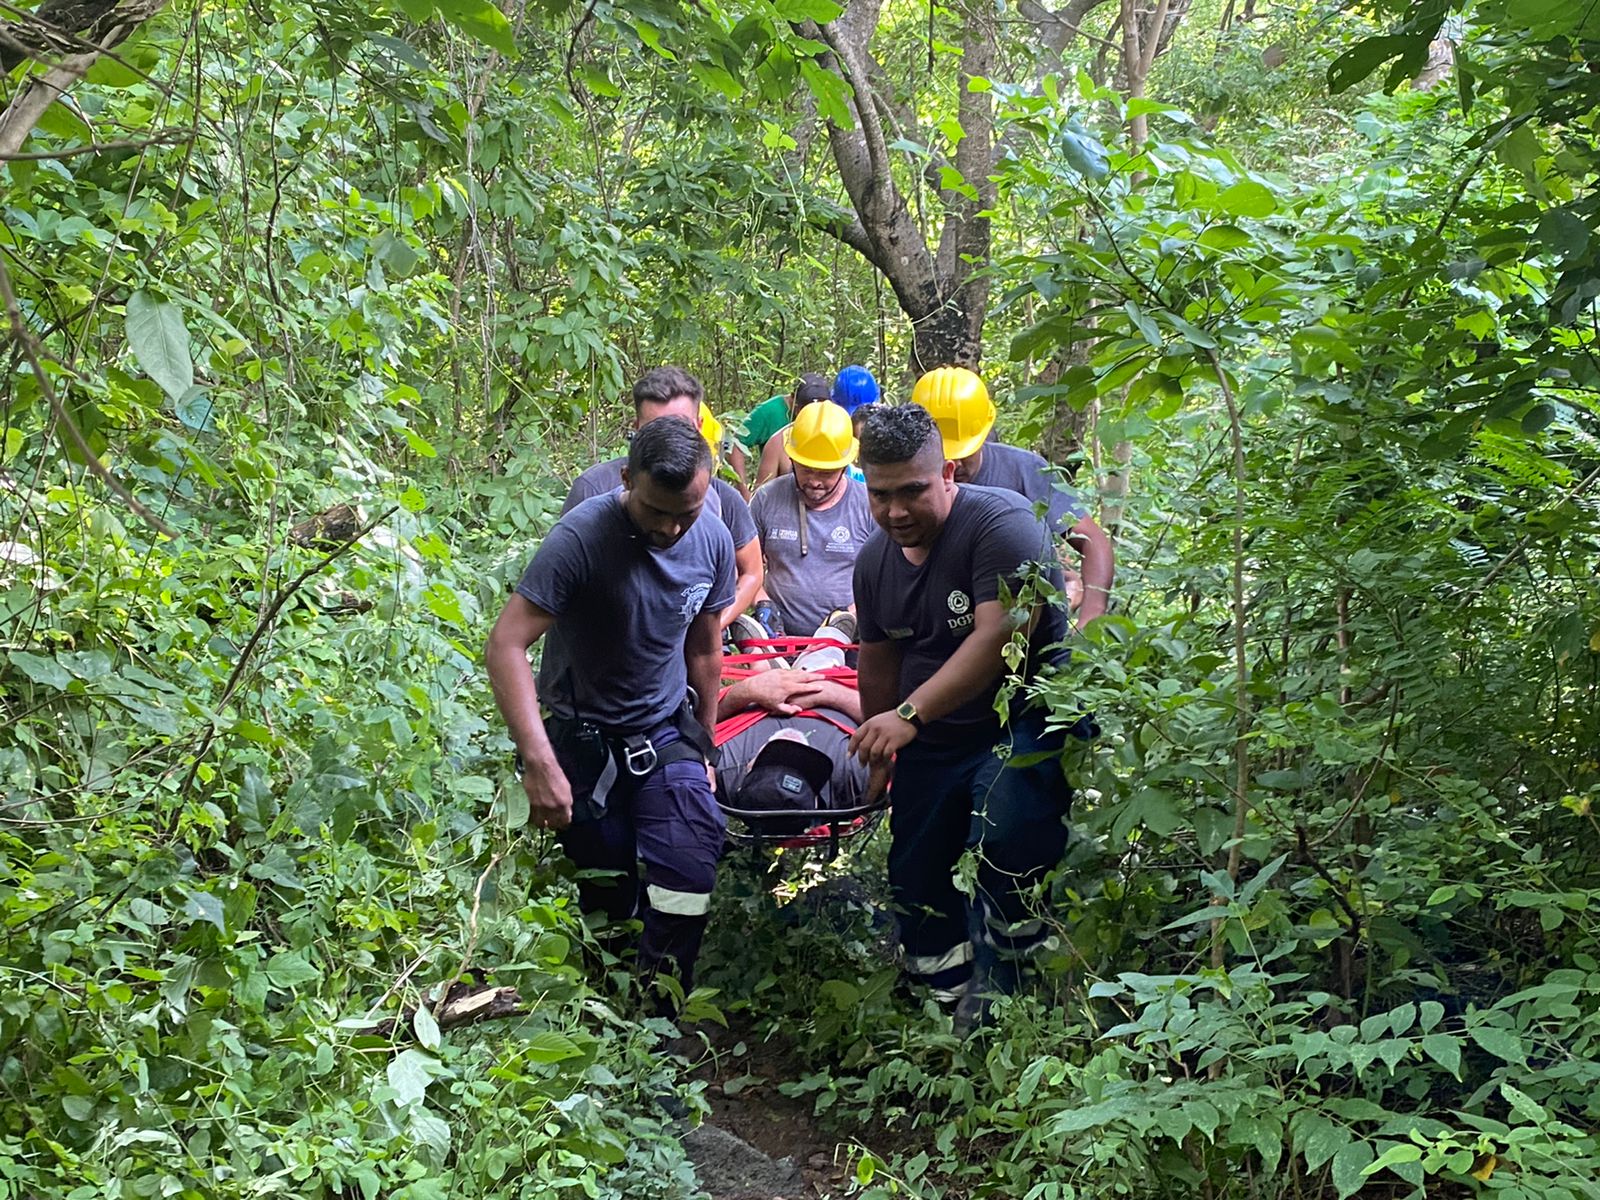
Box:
[850,402,879,434]
[792,372,831,406]
[629,415,711,489]
[633,366,703,410]
[859,404,942,467]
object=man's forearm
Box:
[856,641,901,720]
[485,634,558,770]
[685,621,723,731]
[725,554,762,629]
[1070,518,1114,624]
[904,625,1010,725]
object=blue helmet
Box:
[831,365,880,414]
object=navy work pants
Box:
[557,727,725,998]
[888,707,1070,996]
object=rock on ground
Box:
[683,1121,807,1199]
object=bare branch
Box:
[0,129,192,161]
[0,257,176,539]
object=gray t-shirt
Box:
[518,492,736,730]
[563,455,757,550]
[749,475,877,635]
[854,485,1071,743]
[971,442,1084,537]
[716,708,868,810]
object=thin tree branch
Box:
[176,505,398,797]
[0,256,176,538]
[0,128,192,160]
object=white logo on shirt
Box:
[830,526,850,543]
[679,581,712,621]
[947,590,971,615]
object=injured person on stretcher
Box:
[712,618,880,838]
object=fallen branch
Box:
[367,977,525,1040]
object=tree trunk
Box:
[806,0,994,372]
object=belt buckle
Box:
[624,739,658,777]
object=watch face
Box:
[897,702,916,720]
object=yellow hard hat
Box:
[699,402,723,457]
[784,401,858,470]
[913,366,995,460]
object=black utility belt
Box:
[519,701,717,795]
[543,712,707,778]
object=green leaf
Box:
[177,889,226,932]
[1217,180,1276,219]
[1521,403,1557,434]
[771,0,844,20]
[799,60,853,128]
[9,650,72,690]
[263,951,321,989]
[1362,1142,1422,1176]
[404,427,437,458]
[632,21,677,61]
[435,0,516,56]
[2,426,22,462]
[1418,1001,1445,1032]
[524,1030,582,1062]
[1468,1024,1526,1065]
[1060,126,1109,180]
[387,1048,438,1106]
[424,583,465,626]
[125,290,194,403]
[414,1004,441,1051]
[1299,1113,1348,1172]
[1535,208,1588,261]
[374,232,422,278]
[61,1094,96,1120]
[1419,1033,1461,1078]
[1331,1140,1375,1199]
[175,386,217,433]
[1501,1082,1546,1125]
[1326,35,1420,94]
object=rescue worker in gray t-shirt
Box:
[561,366,763,632]
[747,401,877,637]
[485,417,735,1006]
[916,366,1115,625]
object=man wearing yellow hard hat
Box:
[912,366,1114,626]
[747,400,876,639]
[556,368,762,633]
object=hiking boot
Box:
[821,609,858,642]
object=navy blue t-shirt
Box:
[563,454,757,550]
[854,485,1070,742]
[519,492,735,730]
[970,442,1085,538]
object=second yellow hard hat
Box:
[912,366,995,460]
[784,401,858,470]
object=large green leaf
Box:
[125,290,194,403]
[435,0,515,56]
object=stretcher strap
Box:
[713,707,858,748]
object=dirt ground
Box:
[685,1017,864,1199]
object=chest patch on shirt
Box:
[946,589,975,633]
[679,581,712,621]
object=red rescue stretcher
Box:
[715,636,888,857]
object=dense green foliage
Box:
[3,1,1598,1198]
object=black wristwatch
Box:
[895,700,924,731]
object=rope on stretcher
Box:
[715,638,881,848]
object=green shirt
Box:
[739,394,791,452]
